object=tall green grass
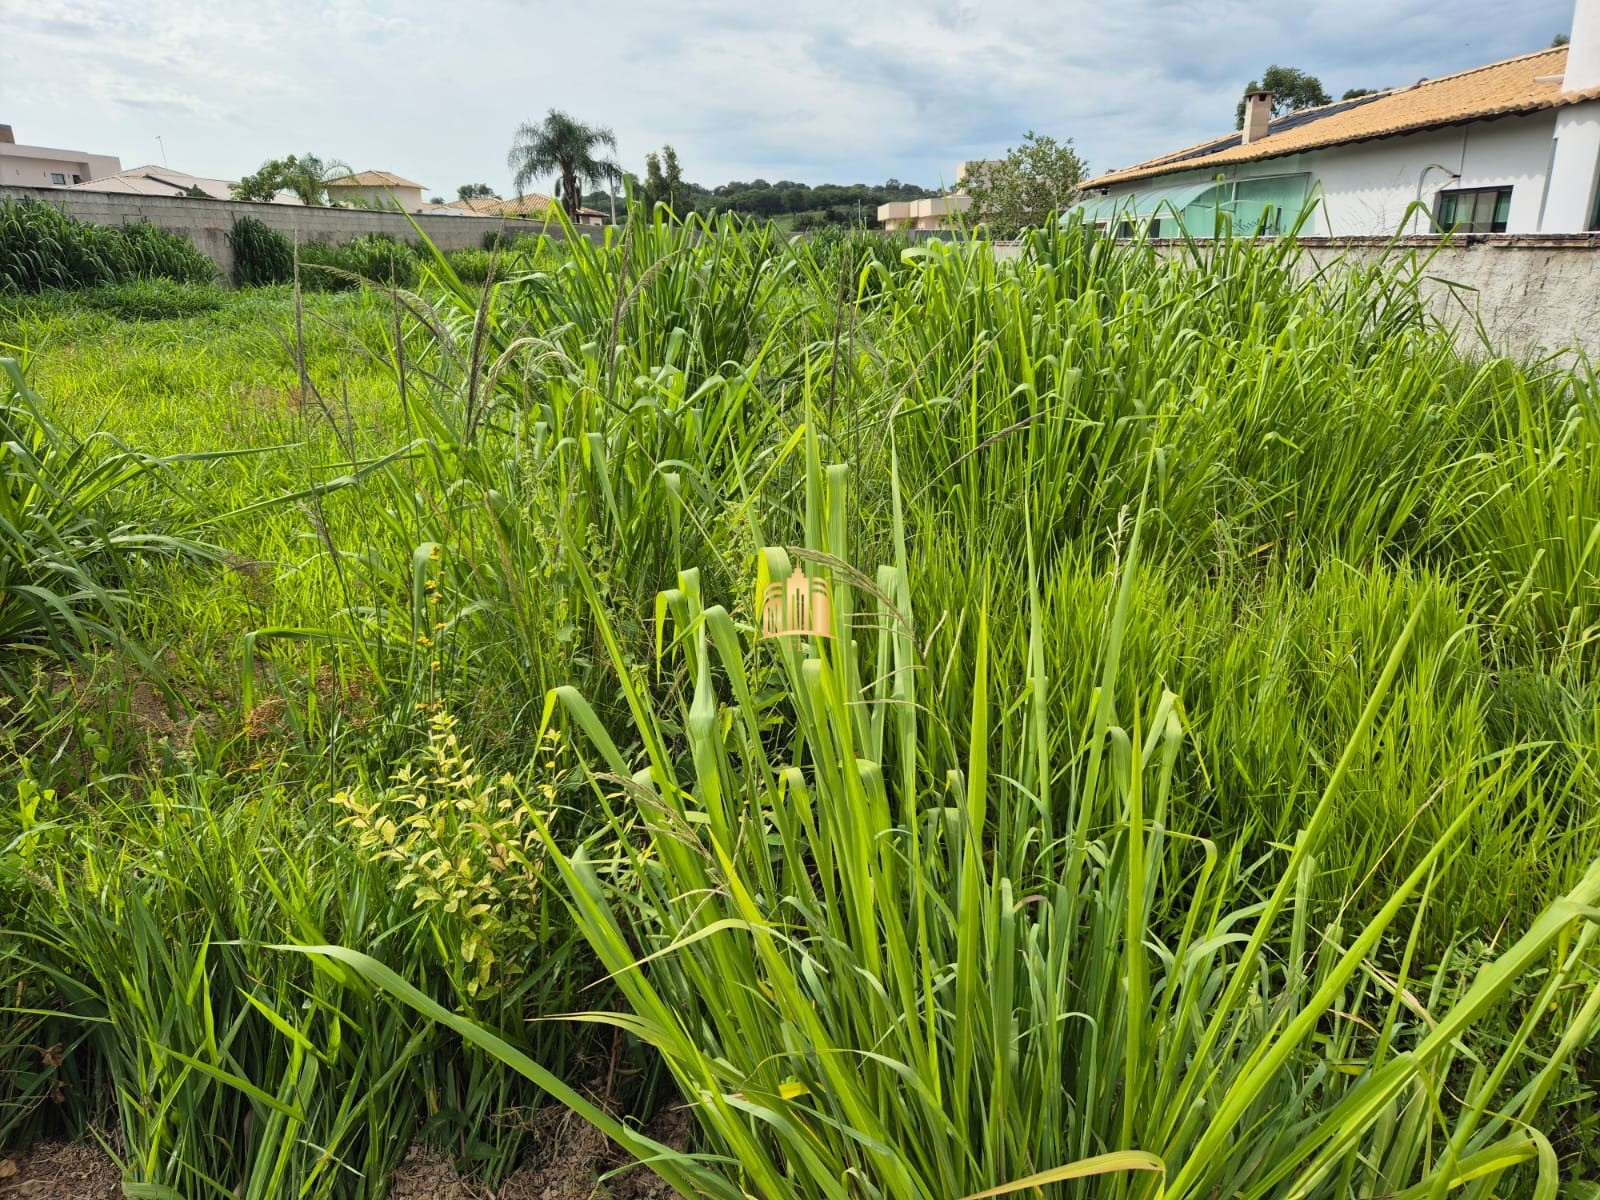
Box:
[5,213,1600,1193]
[0,358,217,689]
[229,216,296,287]
[0,198,217,292]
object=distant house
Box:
[423,196,511,215]
[468,194,553,216]
[878,195,969,232]
[70,164,302,204]
[0,124,120,188]
[1079,1,1600,238]
[325,170,427,211]
[876,164,994,231]
[428,192,562,218]
[418,193,608,224]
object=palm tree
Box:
[506,110,620,222]
[285,154,354,206]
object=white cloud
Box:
[0,0,1576,190]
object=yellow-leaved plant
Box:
[333,711,559,994]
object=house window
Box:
[49,172,66,185]
[1436,187,1511,233]
[71,173,81,184]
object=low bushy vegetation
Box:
[4,213,1600,1197]
[79,278,226,321]
[228,215,296,286]
[442,246,494,283]
[0,198,217,292]
[298,233,421,291]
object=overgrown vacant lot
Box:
[3,220,1600,1198]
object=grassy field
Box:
[3,215,1600,1198]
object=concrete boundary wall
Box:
[1,186,603,282]
[991,234,1600,360]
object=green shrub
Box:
[298,234,419,292]
[112,222,218,285]
[442,247,493,283]
[228,216,295,286]
[79,279,225,322]
[0,199,216,292]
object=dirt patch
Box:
[390,1101,694,1200]
[386,1145,493,1200]
[0,1141,120,1200]
[496,1103,614,1200]
[607,1104,694,1200]
[128,678,178,738]
[2,1105,694,1200]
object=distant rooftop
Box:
[426,192,559,217]
[70,165,302,204]
[328,170,425,190]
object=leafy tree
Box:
[507,110,620,222]
[1341,87,1380,100]
[641,145,686,214]
[231,154,352,206]
[962,132,1087,237]
[1553,32,1571,46]
[457,183,499,200]
[1234,66,1333,127]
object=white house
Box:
[0,124,120,188]
[1078,0,1600,238]
[324,171,427,212]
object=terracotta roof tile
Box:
[1085,47,1600,189]
[474,193,559,217]
[328,170,425,189]
[437,196,506,213]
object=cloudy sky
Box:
[1,0,1576,195]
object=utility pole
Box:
[157,135,167,167]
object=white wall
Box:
[1,147,122,188]
[328,184,426,211]
[1094,111,1562,238]
[1543,101,1600,231]
[1308,112,1556,234]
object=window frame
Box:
[49,172,67,185]
[1435,185,1512,234]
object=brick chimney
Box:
[1241,91,1274,144]
[1541,0,1600,230]
[0,125,15,145]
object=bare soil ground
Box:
[0,1106,694,1200]
[0,1141,120,1200]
